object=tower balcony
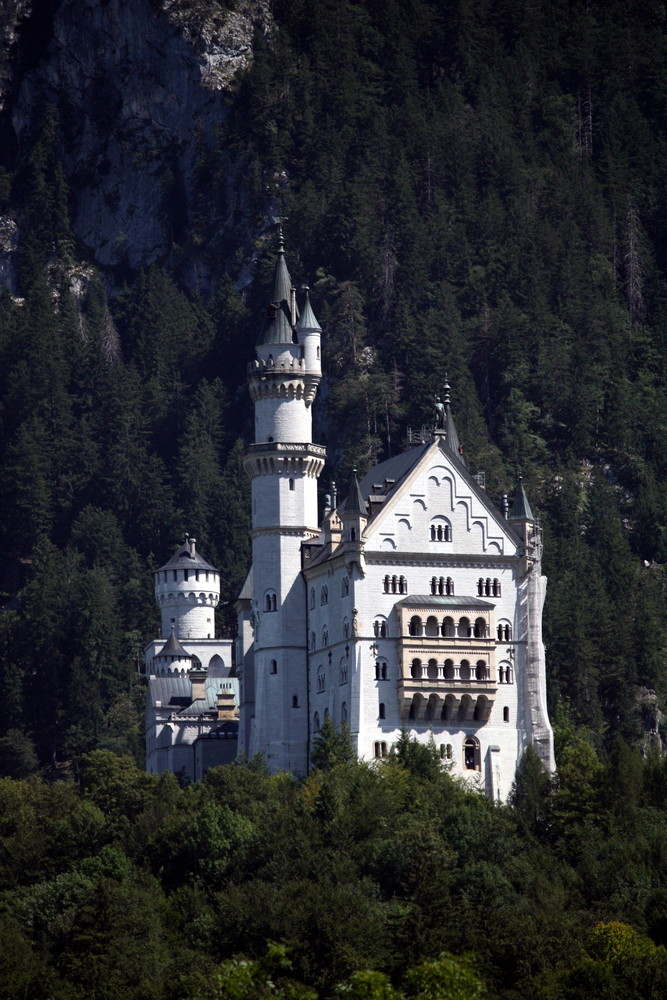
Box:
[244,441,326,479]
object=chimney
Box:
[189,666,207,701]
[189,537,196,557]
[217,687,237,721]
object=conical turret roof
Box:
[256,229,297,346]
[157,631,192,659]
[157,538,218,574]
[343,468,368,516]
[509,477,534,520]
[296,288,321,333]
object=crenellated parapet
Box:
[248,368,322,405]
[244,441,326,479]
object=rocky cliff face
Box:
[5,0,272,285]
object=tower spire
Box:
[257,225,296,346]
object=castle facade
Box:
[236,238,554,799]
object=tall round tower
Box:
[154,536,220,640]
[244,232,326,774]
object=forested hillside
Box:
[0,0,667,995]
[0,0,665,767]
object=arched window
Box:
[342,576,349,596]
[444,658,455,680]
[383,575,390,593]
[477,578,484,596]
[464,736,480,771]
[400,576,407,594]
[374,741,381,758]
[340,658,348,684]
[458,616,471,638]
[342,702,348,723]
[270,659,277,674]
[430,518,451,542]
[503,706,510,722]
[343,618,350,639]
[485,578,492,596]
[381,742,388,757]
[427,658,438,680]
[411,658,422,679]
[474,617,486,638]
[289,478,295,491]
[391,575,398,593]
[445,577,454,596]
[322,627,329,646]
[497,621,512,642]
[374,617,387,637]
[314,712,321,732]
[379,702,386,720]
[292,694,299,708]
[310,588,315,609]
[375,659,388,680]
[310,632,316,651]
[476,660,487,681]
[442,616,455,638]
[317,669,325,692]
[425,615,439,637]
[431,576,437,595]
[264,590,277,612]
[459,659,471,681]
[409,615,423,636]
[350,527,356,542]
[321,585,328,605]
[492,578,501,596]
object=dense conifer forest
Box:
[1,0,667,996]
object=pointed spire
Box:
[509,476,534,520]
[345,468,367,516]
[296,286,321,333]
[256,225,297,346]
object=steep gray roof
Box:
[158,542,218,574]
[509,478,534,520]
[156,632,192,659]
[296,289,321,333]
[256,234,297,346]
[357,444,430,505]
[342,468,368,516]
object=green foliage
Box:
[311,718,356,771]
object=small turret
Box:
[154,536,220,639]
[153,629,193,676]
[341,468,368,574]
[296,287,322,403]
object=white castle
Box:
[235,234,554,799]
[145,537,238,779]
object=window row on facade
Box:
[430,576,454,595]
[409,657,492,681]
[157,569,214,583]
[383,575,408,594]
[408,614,494,638]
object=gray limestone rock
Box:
[10,0,272,281]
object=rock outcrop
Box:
[7,0,273,282]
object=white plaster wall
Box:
[300,330,321,374]
[159,601,217,639]
[255,396,312,443]
[252,473,318,530]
